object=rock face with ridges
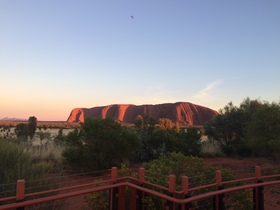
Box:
[67,102,218,126]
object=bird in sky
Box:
[130,15,134,19]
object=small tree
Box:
[204,101,249,156]
[177,127,202,156]
[134,115,144,130]
[134,116,158,162]
[204,98,280,157]
[15,123,29,141]
[28,116,37,140]
[158,118,180,133]
[246,102,280,158]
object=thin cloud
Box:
[193,80,223,100]
[130,86,178,105]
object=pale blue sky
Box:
[1,0,280,121]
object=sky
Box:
[1,0,280,121]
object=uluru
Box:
[67,102,218,126]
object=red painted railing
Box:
[0,166,280,210]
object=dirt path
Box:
[204,157,278,177]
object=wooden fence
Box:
[0,166,280,210]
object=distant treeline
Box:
[0,121,80,129]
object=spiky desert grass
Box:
[24,140,65,167]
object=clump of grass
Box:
[0,139,65,208]
[24,140,65,170]
[200,140,224,157]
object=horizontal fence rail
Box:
[0,166,280,210]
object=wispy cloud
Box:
[192,79,223,100]
[129,85,178,105]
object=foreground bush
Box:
[0,140,49,184]
[134,116,202,162]
[81,164,137,210]
[63,118,140,171]
[142,153,251,210]
[81,153,251,210]
[0,140,63,208]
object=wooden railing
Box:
[0,166,280,210]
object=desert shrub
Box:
[54,128,66,145]
[81,180,110,210]
[15,123,29,141]
[28,116,37,140]
[177,127,202,156]
[81,164,137,210]
[0,139,58,183]
[0,140,63,208]
[14,116,38,141]
[36,131,51,143]
[81,153,251,210]
[246,102,280,159]
[205,98,280,158]
[200,139,224,157]
[63,118,140,171]
[134,118,202,162]
[140,128,180,161]
[142,152,251,210]
[24,140,65,169]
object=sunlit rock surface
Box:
[67,102,218,126]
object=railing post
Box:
[213,170,224,210]
[111,167,118,210]
[139,168,145,185]
[253,166,264,210]
[110,167,126,210]
[111,167,118,183]
[137,168,145,210]
[166,175,176,210]
[130,179,138,210]
[118,184,126,210]
[16,179,25,210]
[181,176,192,210]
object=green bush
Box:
[142,152,251,210]
[204,98,280,158]
[63,118,140,171]
[246,102,280,158]
[81,180,110,210]
[81,164,137,210]
[177,127,202,156]
[80,153,251,210]
[0,140,63,208]
[0,140,47,184]
[134,118,202,162]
